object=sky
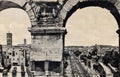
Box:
[0,7,118,46]
[65,7,118,46]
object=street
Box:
[69,52,91,77]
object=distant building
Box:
[65,46,85,52]
[0,45,3,66]
[2,44,30,66]
[6,32,12,47]
[65,45,119,57]
[24,39,27,45]
[2,33,31,66]
[95,45,118,56]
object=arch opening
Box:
[0,8,31,45]
[63,1,120,28]
[64,2,120,73]
[65,7,118,46]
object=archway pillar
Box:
[116,29,120,53]
[28,26,67,76]
[116,28,120,72]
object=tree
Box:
[74,50,82,57]
[63,51,70,60]
[91,45,98,56]
[102,56,109,65]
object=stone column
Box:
[28,26,67,76]
[60,29,66,77]
[44,61,49,76]
[116,29,120,72]
[116,29,120,53]
[30,61,35,71]
[60,60,64,77]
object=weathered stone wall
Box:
[31,34,63,61]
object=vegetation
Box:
[102,50,120,68]
[64,51,70,60]
[91,46,98,56]
[74,50,82,57]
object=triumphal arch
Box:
[0,0,120,77]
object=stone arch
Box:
[59,0,120,27]
[0,1,23,11]
[59,0,120,54]
[0,0,38,27]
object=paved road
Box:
[69,52,90,77]
[64,59,73,77]
[81,62,100,77]
[99,62,113,77]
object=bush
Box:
[74,50,82,57]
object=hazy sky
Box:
[0,7,118,46]
[65,7,118,46]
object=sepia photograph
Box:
[0,0,119,77]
